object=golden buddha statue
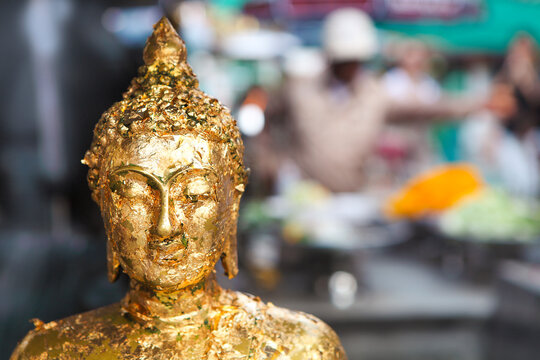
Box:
[11,18,346,360]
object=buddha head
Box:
[83,18,247,292]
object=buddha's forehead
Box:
[108,133,223,178]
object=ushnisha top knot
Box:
[127,17,198,96]
[143,17,187,66]
[83,17,247,203]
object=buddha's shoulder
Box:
[10,303,134,360]
[218,290,347,359]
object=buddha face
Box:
[99,133,238,291]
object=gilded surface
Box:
[11,17,347,359]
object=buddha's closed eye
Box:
[109,175,155,198]
[180,177,211,202]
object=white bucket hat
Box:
[322,8,378,62]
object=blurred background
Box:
[2,0,540,359]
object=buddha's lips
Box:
[147,236,187,259]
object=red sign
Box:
[383,0,482,20]
[288,0,373,18]
[244,0,373,20]
[243,0,481,21]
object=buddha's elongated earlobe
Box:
[221,230,238,279]
[100,190,121,283]
[107,239,121,283]
[221,177,243,279]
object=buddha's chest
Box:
[103,325,286,360]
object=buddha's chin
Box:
[131,260,208,291]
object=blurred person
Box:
[461,83,539,197]
[498,34,540,197]
[498,33,540,154]
[499,33,540,106]
[272,8,385,193]
[461,35,540,198]
[266,8,487,194]
[379,39,443,183]
[383,39,441,106]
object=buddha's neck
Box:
[121,273,221,324]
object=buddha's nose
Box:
[156,191,173,238]
[156,211,172,238]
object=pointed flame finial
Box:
[143,17,187,66]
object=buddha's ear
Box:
[107,240,121,283]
